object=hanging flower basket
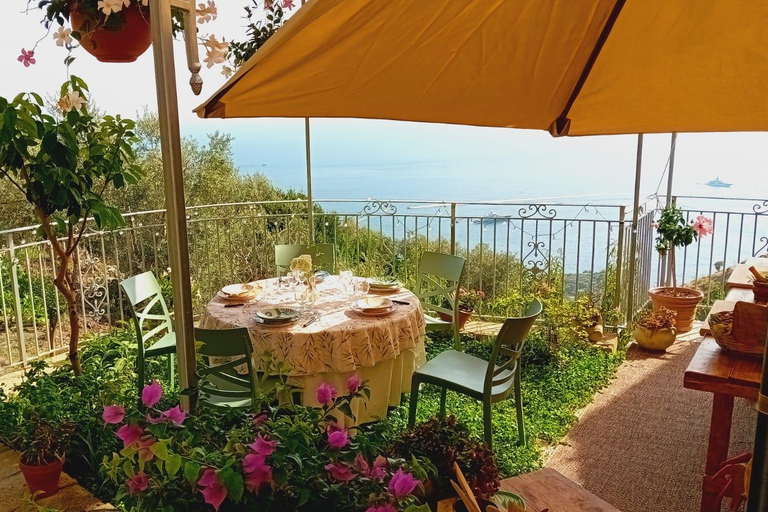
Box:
[69,2,151,63]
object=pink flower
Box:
[137,437,156,462]
[281,0,294,9]
[366,505,397,512]
[116,423,144,448]
[147,405,186,426]
[263,0,273,9]
[126,472,149,495]
[198,468,228,511]
[18,49,35,67]
[249,434,277,457]
[102,405,125,424]
[243,454,273,493]
[346,373,363,393]
[693,215,714,237]
[316,383,337,406]
[387,469,419,497]
[253,412,268,425]
[142,381,163,408]
[327,424,350,450]
[325,461,356,482]
[371,455,389,479]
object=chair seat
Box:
[414,350,515,400]
[424,313,453,330]
[203,394,253,409]
[144,332,177,356]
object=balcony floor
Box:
[546,327,756,512]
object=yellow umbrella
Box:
[196,0,768,136]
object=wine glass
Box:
[294,283,309,312]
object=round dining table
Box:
[199,276,426,425]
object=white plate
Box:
[356,297,393,311]
[255,307,300,323]
[352,305,394,317]
[222,283,258,297]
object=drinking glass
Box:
[340,270,354,296]
[294,284,309,312]
[354,278,370,299]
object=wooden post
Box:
[149,0,197,410]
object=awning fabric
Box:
[195,0,768,136]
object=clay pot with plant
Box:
[575,294,604,342]
[634,306,678,351]
[649,206,713,333]
[14,412,74,498]
[438,288,484,329]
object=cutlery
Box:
[392,299,410,305]
[451,481,481,512]
[454,462,482,512]
[224,303,245,308]
[302,315,318,328]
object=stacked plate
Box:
[218,283,258,303]
[352,297,394,317]
[254,307,300,326]
[368,277,401,294]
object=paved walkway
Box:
[546,329,756,512]
[0,444,115,512]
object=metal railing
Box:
[0,197,660,372]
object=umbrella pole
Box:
[625,134,643,327]
[661,133,677,286]
[149,0,198,410]
[305,118,314,243]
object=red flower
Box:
[102,405,125,425]
[116,424,143,448]
[126,472,148,495]
[198,468,228,511]
[249,434,277,457]
[17,49,36,67]
[325,461,356,482]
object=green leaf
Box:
[166,454,182,477]
[183,461,200,484]
[122,459,135,478]
[149,440,170,461]
[219,467,244,502]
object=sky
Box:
[2,1,768,207]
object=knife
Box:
[392,299,410,305]
[302,316,318,328]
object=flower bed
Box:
[0,327,623,510]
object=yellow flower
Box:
[290,255,313,274]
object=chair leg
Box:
[408,378,421,427]
[137,352,145,407]
[168,353,176,392]
[514,367,525,446]
[439,387,447,417]
[483,397,493,451]
[453,322,461,351]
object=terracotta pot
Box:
[634,325,677,351]
[648,287,703,333]
[585,319,604,342]
[18,457,64,498]
[754,281,768,303]
[70,3,151,63]
[437,309,472,330]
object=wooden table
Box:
[684,286,763,512]
[727,258,768,289]
[437,468,619,512]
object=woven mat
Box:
[546,329,756,512]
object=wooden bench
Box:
[438,468,620,512]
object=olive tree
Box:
[0,77,142,375]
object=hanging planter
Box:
[69,2,152,63]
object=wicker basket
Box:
[710,301,767,359]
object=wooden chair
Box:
[408,300,542,450]
[274,243,336,275]
[120,271,177,395]
[415,251,466,349]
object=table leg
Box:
[701,393,734,512]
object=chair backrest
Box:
[274,244,336,275]
[195,327,259,406]
[415,251,466,318]
[120,271,173,353]
[484,300,543,393]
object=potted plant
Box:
[14,412,74,498]
[649,206,713,332]
[439,288,484,329]
[634,306,678,351]
[574,294,604,342]
[22,0,222,65]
